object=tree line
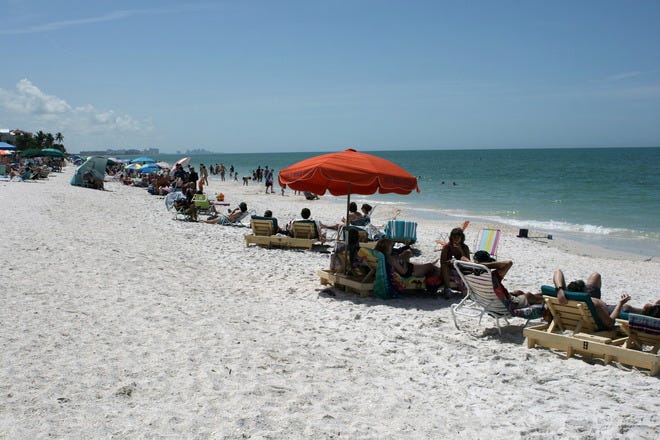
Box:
[11,131,66,152]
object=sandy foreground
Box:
[1,167,658,439]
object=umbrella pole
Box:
[343,188,351,275]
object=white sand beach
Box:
[2,167,658,439]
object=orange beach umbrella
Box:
[278,149,420,196]
[279,149,420,246]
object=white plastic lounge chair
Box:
[451,260,543,335]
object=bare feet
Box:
[557,287,567,305]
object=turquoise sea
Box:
[129,147,660,258]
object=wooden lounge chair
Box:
[451,260,544,335]
[319,246,380,297]
[475,228,501,259]
[244,216,280,248]
[616,314,660,354]
[524,286,660,375]
[319,245,431,298]
[281,220,322,249]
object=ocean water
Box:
[137,147,660,257]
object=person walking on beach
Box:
[265,167,275,194]
[199,164,209,188]
[219,164,226,181]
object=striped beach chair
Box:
[475,228,501,259]
[384,220,417,245]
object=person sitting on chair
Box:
[287,207,325,241]
[205,202,248,224]
[439,227,471,297]
[321,202,364,230]
[473,251,544,308]
[263,209,286,234]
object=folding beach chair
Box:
[192,193,213,215]
[451,260,543,335]
[218,209,254,226]
[475,228,501,259]
[384,220,417,245]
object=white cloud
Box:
[0,4,216,35]
[0,79,149,134]
[604,71,641,82]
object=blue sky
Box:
[1,0,659,153]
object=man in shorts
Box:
[553,269,630,329]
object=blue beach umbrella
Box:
[0,142,16,150]
[138,163,162,174]
[125,163,142,170]
[129,156,156,164]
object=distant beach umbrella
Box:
[129,156,156,164]
[40,148,65,158]
[137,163,162,174]
[156,161,171,168]
[169,157,191,177]
[0,142,16,150]
[0,149,15,156]
[125,163,142,170]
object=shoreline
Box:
[2,165,658,438]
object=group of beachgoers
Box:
[1,156,64,181]
[116,160,659,327]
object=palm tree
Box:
[45,133,54,148]
[55,132,63,143]
[35,130,46,148]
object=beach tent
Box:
[71,156,108,187]
[0,141,16,150]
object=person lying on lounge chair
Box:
[375,238,441,279]
[620,300,660,318]
[553,269,632,329]
[205,202,248,224]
